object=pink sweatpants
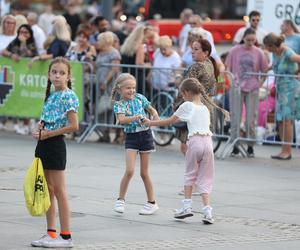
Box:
[184,136,214,194]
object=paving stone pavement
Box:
[0,131,300,250]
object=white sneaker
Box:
[202,206,214,224]
[42,235,73,248]
[114,199,125,213]
[31,234,53,247]
[139,202,159,215]
[174,207,193,219]
[174,199,193,219]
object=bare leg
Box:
[118,150,137,199]
[140,153,154,201]
[184,185,192,199]
[44,170,56,230]
[277,120,292,157]
[180,142,187,155]
[201,193,210,207]
[46,170,70,232]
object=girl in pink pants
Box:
[143,78,229,224]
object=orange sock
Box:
[60,231,71,240]
[47,229,57,239]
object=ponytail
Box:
[209,56,219,82]
[44,79,52,102]
[180,78,230,121]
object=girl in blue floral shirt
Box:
[31,57,79,248]
[111,73,160,215]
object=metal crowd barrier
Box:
[77,63,233,148]
[219,71,300,159]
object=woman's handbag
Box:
[23,130,50,216]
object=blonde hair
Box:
[15,14,28,31]
[97,31,114,49]
[158,35,172,47]
[0,15,16,35]
[111,73,136,102]
[52,15,71,42]
[121,25,145,56]
[180,78,230,121]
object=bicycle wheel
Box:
[151,91,175,146]
[151,127,175,146]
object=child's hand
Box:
[141,117,151,127]
[32,129,49,140]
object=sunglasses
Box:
[251,18,260,22]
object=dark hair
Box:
[220,52,228,61]
[92,16,106,26]
[45,57,72,102]
[239,27,256,44]
[13,24,35,46]
[263,33,285,48]
[283,19,299,33]
[193,38,219,81]
[249,10,260,18]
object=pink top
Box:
[225,44,268,92]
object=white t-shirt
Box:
[182,27,220,62]
[152,49,182,90]
[0,34,15,52]
[179,24,190,54]
[38,12,55,35]
[32,24,46,55]
[233,25,267,46]
[174,101,212,138]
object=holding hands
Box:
[141,117,151,127]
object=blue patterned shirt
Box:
[113,93,150,133]
[40,89,79,131]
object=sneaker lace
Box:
[115,200,124,207]
[143,203,153,211]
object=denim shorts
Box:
[125,129,155,153]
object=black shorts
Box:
[125,129,155,153]
[35,135,66,170]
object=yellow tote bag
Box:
[23,157,51,216]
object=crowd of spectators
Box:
[0,2,300,158]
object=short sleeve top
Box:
[174,101,212,137]
[41,89,79,130]
[273,48,298,75]
[113,93,150,133]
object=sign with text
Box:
[0,57,83,121]
[247,0,300,34]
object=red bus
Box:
[123,0,247,43]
